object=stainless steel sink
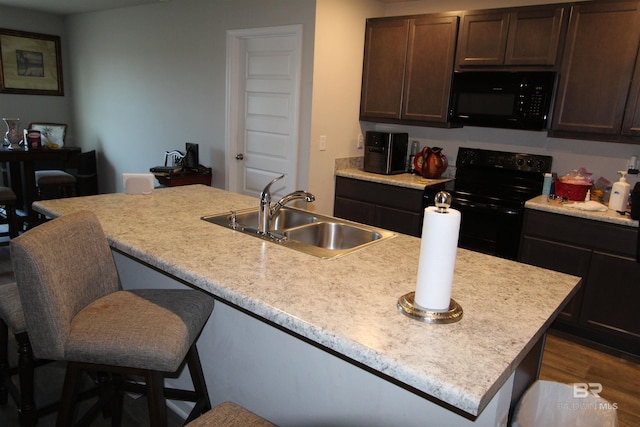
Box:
[202,206,394,259]
[284,222,384,250]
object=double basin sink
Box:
[202,206,394,259]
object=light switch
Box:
[319,135,327,151]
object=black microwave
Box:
[449,71,556,130]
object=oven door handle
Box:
[453,199,521,216]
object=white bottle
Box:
[608,171,630,211]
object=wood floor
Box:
[540,332,640,427]
[1,243,639,426]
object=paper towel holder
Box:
[397,292,463,324]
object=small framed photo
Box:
[28,122,67,148]
[0,28,64,96]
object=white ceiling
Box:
[0,0,166,15]
[0,0,408,16]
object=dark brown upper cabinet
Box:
[551,0,640,140]
[456,5,567,69]
[360,14,459,125]
[622,39,640,136]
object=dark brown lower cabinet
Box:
[334,176,424,237]
[519,209,640,357]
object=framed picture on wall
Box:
[0,28,64,96]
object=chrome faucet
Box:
[258,175,315,235]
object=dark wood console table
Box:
[0,146,81,226]
[152,166,212,187]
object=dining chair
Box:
[68,150,98,196]
[10,210,214,426]
[28,123,77,200]
[34,170,77,199]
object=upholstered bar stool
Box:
[0,283,39,426]
[34,170,77,200]
[0,186,19,243]
[11,210,214,426]
[187,402,276,427]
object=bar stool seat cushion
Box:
[187,402,276,427]
[0,186,17,202]
[61,289,212,372]
[0,283,26,334]
[35,170,76,186]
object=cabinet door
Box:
[334,197,375,226]
[504,6,566,65]
[519,236,591,323]
[360,18,409,120]
[375,205,422,236]
[551,1,640,135]
[456,10,509,67]
[580,251,640,354]
[622,41,640,136]
[402,15,458,122]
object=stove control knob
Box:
[435,191,452,213]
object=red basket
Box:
[554,180,593,201]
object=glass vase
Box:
[3,118,23,150]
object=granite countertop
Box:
[33,185,581,418]
[336,167,452,190]
[526,195,639,228]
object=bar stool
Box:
[0,283,45,426]
[34,170,77,200]
[10,211,214,426]
[0,186,18,244]
[186,402,276,426]
[0,284,100,426]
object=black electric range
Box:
[423,147,552,260]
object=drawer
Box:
[523,209,637,257]
[335,176,423,212]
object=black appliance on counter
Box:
[363,131,408,175]
[449,71,556,130]
[423,147,552,260]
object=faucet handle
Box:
[260,174,285,201]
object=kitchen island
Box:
[33,185,581,426]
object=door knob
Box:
[235,153,244,160]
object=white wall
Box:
[65,0,316,193]
[308,0,384,213]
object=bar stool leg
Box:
[57,362,83,427]
[15,332,37,427]
[146,371,167,427]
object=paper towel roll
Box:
[414,206,461,311]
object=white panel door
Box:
[227,25,302,199]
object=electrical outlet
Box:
[357,134,364,149]
[319,135,327,151]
